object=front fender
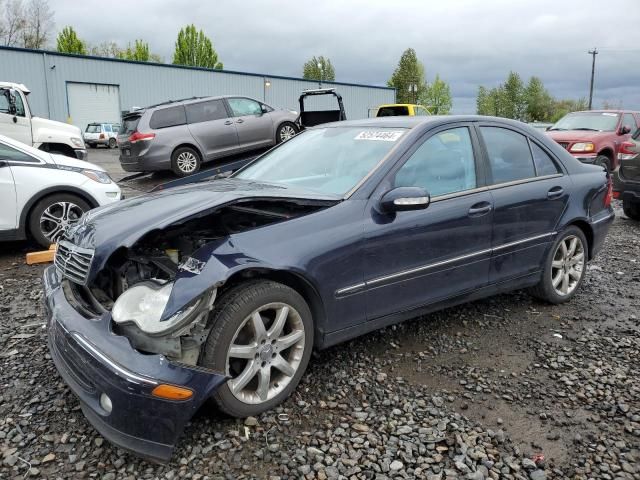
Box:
[33,127,75,146]
[161,237,270,321]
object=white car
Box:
[84,122,121,149]
[0,134,122,247]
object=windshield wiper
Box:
[572,127,599,131]
[548,128,564,131]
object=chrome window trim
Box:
[335,231,557,296]
[430,186,489,203]
[487,173,563,191]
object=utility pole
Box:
[588,48,598,110]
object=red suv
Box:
[546,110,640,171]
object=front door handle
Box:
[236,119,244,124]
[547,186,564,199]
[468,201,492,217]
[224,120,233,125]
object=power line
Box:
[588,48,598,110]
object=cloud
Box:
[48,0,640,112]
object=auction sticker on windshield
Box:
[354,131,404,142]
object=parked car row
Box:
[43,115,614,460]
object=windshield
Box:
[85,124,101,133]
[550,112,620,132]
[235,127,406,196]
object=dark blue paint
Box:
[43,116,614,461]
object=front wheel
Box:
[276,122,298,144]
[529,226,588,304]
[28,193,90,247]
[595,155,611,172]
[171,146,201,177]
[623,198,640,220]
[201,280,313,418]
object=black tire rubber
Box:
[595,155,611,172]
[28,193,91,248]
[275,122,298,144]
[171,146,201,177]
[201,280,314,418]
[108,138,117,149]
[623,199,640,220]
[528,225,588,304]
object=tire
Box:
[276,122,298,144]
[201,280,314,418]
[108,138,117,149]
[171,146,201,177]
[28,193,91,248]
[595,155,611,172]
[529,226,588,304]
[623,198,640,220]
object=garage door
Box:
[67,83,120,132]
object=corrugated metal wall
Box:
[0,47,395,126]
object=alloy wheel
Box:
[551,235,585,296]
[226,302,305,404]
[39,201,84,243]
[176,151,198,173]
[280,125,296,142]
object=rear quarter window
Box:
[149,106,187,129]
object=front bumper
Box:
[43,266,226,462]
[74,148,88,160]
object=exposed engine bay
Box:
[63,199,331,365]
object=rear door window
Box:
[149,106,187,129]
[480,127,536,184]
[186,100,228,124]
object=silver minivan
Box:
[117,96,299,176]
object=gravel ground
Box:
[0,158,639,480]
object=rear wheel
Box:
[108,138,117,149]
[171,146,201,177]
[201,280,313,418]
[276,122,298,144]
[529,226,588,304]
[28,193,90,247]
[623,198,640,220]
[595,155,611,172]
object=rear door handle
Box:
[224,120,233,125]
[468,201,492,217]
[547,186,564,199]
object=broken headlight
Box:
[111,281,200,335]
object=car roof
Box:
[0,82,30,93]
[571,110,640,114]
[317,115,530,130]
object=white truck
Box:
[0,82,87,160]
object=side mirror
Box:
[260,105,269,114]
[620,125,631,135]
[545,126,552,131]
[379,186,430,213]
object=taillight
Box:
[128,131,155,143]
[99,133,105,139]
[604,176,613,208]
[618,141,637,161]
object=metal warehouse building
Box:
[0,46,395,132]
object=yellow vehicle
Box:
[374,104,431,117]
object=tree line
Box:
[476,72,588,123]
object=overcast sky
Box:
[48,0,640,113]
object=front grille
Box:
[50,320,96,393]
[55,240,94,285]
[556,141,570,150]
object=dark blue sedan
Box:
[43,116,614,461]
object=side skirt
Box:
[320,271,541,349]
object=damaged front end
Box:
[62,197,332,365]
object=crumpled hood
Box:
[66,178,340,276]
[547,130,611,143]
